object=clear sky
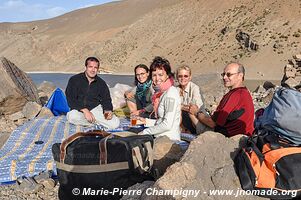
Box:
[0,0,117,23]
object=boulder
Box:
[37,81,57,105]
[143,132,262,200]
[37,107,54,118]
[284,64,296,78]
[254,85,265,93]
[0,117,16,132]
[8,111,25,121]
[293,54,301,62]
[22,101,42,119]
[0,57,40,115]
[121,181,155,200]
[153,136,184,176]
[235,30,259,51]
[262,81,276,90]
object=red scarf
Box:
[151,77,174,118]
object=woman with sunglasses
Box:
[137,56,181,141]
[125,64,154,117]
[176,65,206,135]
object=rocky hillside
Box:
[0,0,300,79]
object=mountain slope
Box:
[0,0,300,79]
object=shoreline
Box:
[26,71,133,75]
[26,71,280,80]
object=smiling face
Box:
[151,68,169,87]
[135,67,149,84]
[85,60,99,80]
[222,63,244,89]
[177,69,191,88]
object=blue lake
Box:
[28,73,134,90]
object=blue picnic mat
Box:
[0,116,130,184]
[0,116,189,184]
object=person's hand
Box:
[124,91,135,99]
[81,108,96,123]
[104,110,113,120]
[181,104,190,112]
[131,110,140,116]
[136,116,146,125]
[189,104,199,116]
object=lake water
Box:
[29,73,134,90]
[28,73,279,92]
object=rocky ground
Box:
[0,78,274,200]
[1,54,301,199]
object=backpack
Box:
[255,87,301,145]
[52,130,155,200]
[45,88,70,116]
[234,130,301,199]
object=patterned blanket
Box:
[0,116,191,184]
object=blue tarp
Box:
[45,88,70,116]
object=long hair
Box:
[134,64,150,85]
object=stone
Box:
[262,81,276,90]
[153,136,184,176]
[254,85,265,93]
[235,30,258,51]
[121,181,155,200]
[15,118,28,126]
[293,54,301,62]
[22,101,42,119]
[283,77,299,88]
[221,26,229,35]
[37,81,57,105]
[41,179,56,189]
[288,58,297,66]
[0,57,40,115]
[144,132,262,200]
[294,75,301,83]
[261,88,275,105]
[37,107,54,117]
[8,111,25,121]
[284,64,296,78]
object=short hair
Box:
[176,65,191,77]
[85,57,100,67]
[134,64,150,85]
[150,56,173,78]
[228,62,245,80]
[237,63,245,80]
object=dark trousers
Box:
[182,111,197,135]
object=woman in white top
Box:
[176,65,206,135]
[138,56,181,141]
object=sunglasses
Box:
[221,72,239,78]
[178,75,189,78]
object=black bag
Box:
[234,130,301,199]
[52,131,154,200]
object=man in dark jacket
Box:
[65,57,120,129]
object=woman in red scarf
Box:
[138,56,181,141]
